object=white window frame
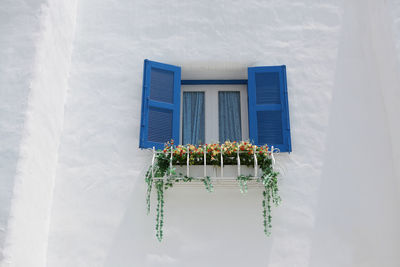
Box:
[179,84,249,144]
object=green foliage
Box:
[145,169,152,215]
[145,141,281,241]
[155,180,164,242]
[202,176,214,192]
[257,155,281,236]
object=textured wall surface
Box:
[45,0,400,266]
[0,1,77,266]
[0,0,45,261]
[309,1,400,266]
[0,0,399,266]
[390,0,400,63]
[47,0,343,264]
[388,0,400,184]
[44,0,373,266]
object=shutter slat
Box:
[248,65,291,152]
[255,72,281,105]
[257,111,283,144]
[150,68,175,104]
[140,60,181,149]
[148,108,173,143]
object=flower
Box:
[160,141,272,168]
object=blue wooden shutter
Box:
[139,59,181,149]
[247,65,291,152]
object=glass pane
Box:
[182,92,205,145]
[219,91,242,142]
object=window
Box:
[180,85,248,145]
[139,59,291,152]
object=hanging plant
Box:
[237,174,251,194]
[145,140,281,241]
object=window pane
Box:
[219,91,242,142]
[182,92,205,145]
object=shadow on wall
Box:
[102,165,275,267]
[310,1,400,267]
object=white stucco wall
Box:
[387,0,400,184]
[0,0,399,266]
[0,1,77,266]
[310,1,400,266]
[0,1,45,261]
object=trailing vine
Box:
[202,176,214,192]
[258,156,281,236]
[237,175,251,194]
[155,180,164,242]
[145,168,153,214]
[145,140,281,241]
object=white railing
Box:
[149,144,277,182]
